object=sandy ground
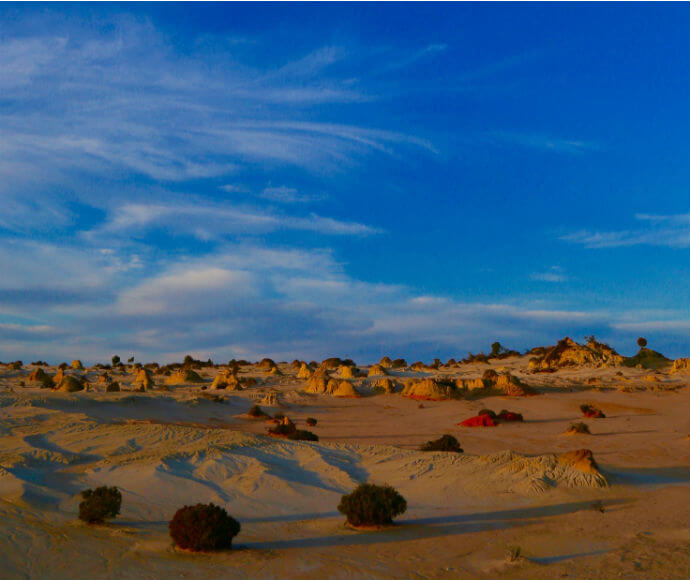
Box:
[0,358,688,579]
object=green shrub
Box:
[169,503,240,551]
[337,483,407,527]
[78,486,122,524]
[306,417,317,426]
[623,347,671,369]
[420,434,463,453]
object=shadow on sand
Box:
[240,499,629,551]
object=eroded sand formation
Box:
[0,339,688,579]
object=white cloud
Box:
[530,266,568,283]
[561,213,690,249]
[87,201,381,241]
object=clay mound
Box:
[325,378,340,394]
[557,449,600,475]
[495,374,535,396]
[296,363,313,380]
[460,414,497,427]
[52,368,64,386]
[260,391,280,406]
[338,365,358,379]
[257,358,277,369]
[379,356,393,368]
[401,378,451,401]
[304,374,328,394]
[368,364,388,377]
[372,377,399,393]
[267,366,283,376]
[57,375,84,392]
[28,368,49,383]
[132,369,153,391]
[462,378,485,391]
[481,449,607,490]
[332,381,360,398]
[97,372,112,385]
[531,337,623,371]
[321,357,348,369]
[290,360,302,371]
[211,371,240,390]
[670,358,690,374]
[410,361,429,371]
[70,359,83,370]
[165,369,204,385]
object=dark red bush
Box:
[169,503,241,551]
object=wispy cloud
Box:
[562,213,690,249]
[530,266,568,283]
[88,201,382,241]
[486,131,599,153]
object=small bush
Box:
[288,429,319,441]
[506,545,522,562]
[78,486,122,524]
[273,412,285,421]
[338,483,407,527]
[580,404,605,418]
[420,434,463,453]
[567,422,590,434]
[306,417,317,426]
[247,404,268,418]
[169,503,241,552]
[478,409,496,419]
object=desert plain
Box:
[0,339,688,579]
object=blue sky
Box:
[1,3,688,363]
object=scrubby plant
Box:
[247,404,268,418]
[169,503,241,552]
[111,355,120,366]
[478,409,497,419]
[306,417,317,426]
[58,362,68,370]
[268,421,318,441]
[567,422,591,434]
[580,404,605,418]
[506,545,523,562]
[338,483,407,527]
[273,412,285,421]
[637,337,647,348]
[78,486,122,524]
[420,434,463,453]
[288,429,319,441]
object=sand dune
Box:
[0,356,688,579]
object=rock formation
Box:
[332,381,360,397]
[367,364,388,377]
[57,375,84,392]
[671,358,690,374]
[296,363,313,380]
[401,378,451,401]
[529,337,623,371]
